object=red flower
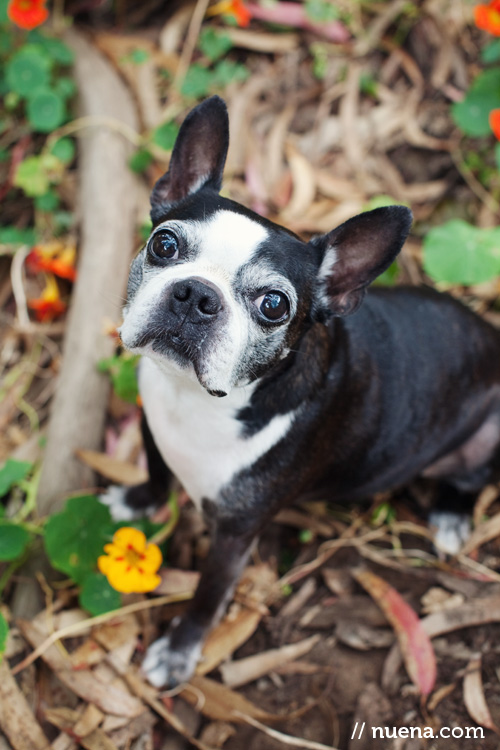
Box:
[490,108,500,139]
[28,275,66,322]
[474,1,500,35]
[206,0,251,27]
[7,0,49,30]
[26,242,77,282]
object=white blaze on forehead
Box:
[195,210,269,277]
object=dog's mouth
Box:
[135,328,227,397]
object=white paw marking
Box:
[142,634,202,688]
[99,485,138,521]
[430,511,471,556]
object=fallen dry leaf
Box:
[220,634,320,688]
[76,449,148,486]
[354,569,437,696]
[199,607,262,676]
[45,708,118,750]
[463,654,500,735]
[182,675,283,723]
[0,660,50,750]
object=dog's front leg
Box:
[142,514,257,688]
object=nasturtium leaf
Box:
[495,142,500,172]
[14,154,63,197]
[0,459,32,497]
[54,77,76,100]
[0,612,8,663]
[374,260,399,286]
[0,226,36,246]
[180,64,212,99]
[44,495,113,583]
[482,39,500,64]
[212,59,249,88]
[79,572,122,616]
[35,190,60,212]
[0,522,31,561]
[129,148,153,173]
[98,353,140,404]
[5,49,50,97]
[199,28,233,62]
[151,121,179,152]
[452,69,500,137]
[39,37,74,66]
[50,136,75,164]
[27,89,66,132]
[423,220,500,286]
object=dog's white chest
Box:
[138,358,294,506]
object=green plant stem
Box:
[451,148,500,217]
[13,464,41,523]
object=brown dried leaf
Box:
[76,449,148,486]
[0,660,50,750]
[182,675,282,723]
[281,143,316,221]
[461,512,500,556]
[473,485,499,528]
[19,620,144,718]
[198,607,261,676]
[220,634,320,688]
[463,654,500,735]
[45,708,119,750]
[155,568,200,596]
[354,569,437,696]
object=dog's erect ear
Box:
[311,206,412,316]
[150,96,229,222]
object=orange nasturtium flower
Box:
[7,0,49,30]
[26,242,77,282]
[490,108,500,139]
[98,527,162,594]
[474,0,500,35]
[206,0,251,27]
[28,274,66,322]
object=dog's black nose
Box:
[170,278,223,318]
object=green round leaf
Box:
[50,137,75,164]
[151,121,180,151]
[27,89,66,133]
[5,49,50,97]
[0,611,8,662]
[129,148,153,173]
[35,190,60,212]
[0,522,31,562]
[54,77,77,100]
[44,495,113,583]
[452,69,500,137]
[199,28,233,62]
[40,38,74,66]
[0,459,32,497]
[423,220,500,285]
[79,573,122,616]
[481,39,500,64]
[180,64,212,99]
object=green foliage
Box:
[98,352,140,404]
[0,522,31,561]
[129,148,153,173]
[374,261,399,286]
[482,39,500,64]
[452,69,500,137]
[26,88,65,132]
[5,47,50,97]
[199,28,233,62]
[0,225,36,246]
[44,495,114,584]
[151,120,179,151]
[50,136,76,165]
[0,459,32,497]
[13,152,64,196]
[35,190,60,212]
[423,220,500,285]
[181,63,213,99]
[0,612,7,663]
[310,43,328,80]
[305,0,340,23]
[360,72,378,98]
[495,142,500,172]
[79,572,122,616]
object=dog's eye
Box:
[149,231,179,261]
[254,291,290,322]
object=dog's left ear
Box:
[150,96,229,222]
[311,206,412,316]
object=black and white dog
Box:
[109,96,500,687]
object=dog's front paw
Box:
[142,633,202,688]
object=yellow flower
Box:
[98,527,162,594]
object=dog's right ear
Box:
[150,96,229,223]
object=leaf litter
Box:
[3,1,500,749]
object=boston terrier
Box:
[110,96,500,688]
